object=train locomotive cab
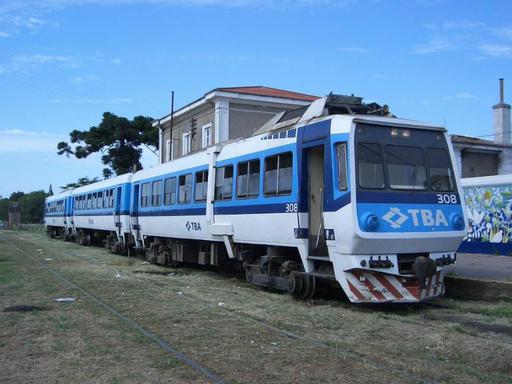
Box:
[328,118,467,303]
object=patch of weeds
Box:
[111,377,123,384]
[481,304,512,319]
[152,357,181,370]
[56,315,70,332]
[52,340,67,352]
[0,340,6,348]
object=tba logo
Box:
[382,207,449,229]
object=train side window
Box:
[87,194,92,209]
[195,170,208,202]
[152,180,163,206]
[97,191,103,209]
[215,165,233,200]
[109,189,114,208]
[92,193,97,209]
[357,143,385,189]
[264,152,292,196]
[164,177,177,205]
[427,148,455,191]
[178,174,192,203]
[141,182,150,207]
[237,159,260,198]
[336,143,348,191]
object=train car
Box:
[458,174,512,255]
[129,94,467,303]
[44,189,73,238]
[71,174,132,250]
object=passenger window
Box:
[357,143,385,189]
[264,152,292,196]
[336,143,348,191]
[97,191,103,209]
[109,189,114,208]
[87,194,92,209]
[152,180,163,206]
[141,182,150,207]
[215,165,233,200]
[237,159,260,198]
[195,170,208,202]
[92,193,97,209]
[178,174,192,203]
[164,177,177,205]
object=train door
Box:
[114,187,122,234]
[132,184,141,243]
[307,146,328,256]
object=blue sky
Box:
[1,0,511,197]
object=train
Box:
[44,94,468,303]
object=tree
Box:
[57,112,157,176]
[9,191,24,201]
[19,191,46,223]
[0,198,9,221]
[61,177,100,190]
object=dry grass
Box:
[1,229,512,383]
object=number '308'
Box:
[436,194,457,204]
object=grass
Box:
[1,229,512,383]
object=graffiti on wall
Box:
[463,184,512,244]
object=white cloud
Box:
[111,58,121,65]
[71,74,97,84]
[479,44,512,58]
[425,20,485,31]
[338,46,370,53]
[11,54,79,68]
[0,129,62,154]
[455,91,475,99]
[413,36,458,54]
[51,97,133,104]
[0,31,10,37]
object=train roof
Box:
[71,173,133,194]
[255,94,445,135]
[46,189,73,202]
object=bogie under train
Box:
[45,95,467,303]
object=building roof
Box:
[215,86,319,102]
[451,134,512,148]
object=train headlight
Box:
[361,212,379,231]
[450,213,465,230]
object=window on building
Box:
[141,182,150,207]
[152,180,163,206]
[336,143,348,191]
[178,174,192,203]
[195,170,208,201]
[237,159,260,198]
[182,132,191,155]
[264,152,293,196]
[202,123,212,149]
[164,177,177,205]
[215,165,233,200]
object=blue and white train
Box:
[45,95,467,303]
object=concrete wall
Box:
[461,151,499,178]
[228,103,286,140]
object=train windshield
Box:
[355,123,456,192]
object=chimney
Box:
[493,78,511,144]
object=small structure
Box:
[8,201,21,229]
[451,78,512,177]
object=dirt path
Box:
[1,229,512,383]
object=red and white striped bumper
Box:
[345,270,444,303]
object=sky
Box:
[0,0,511,197]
